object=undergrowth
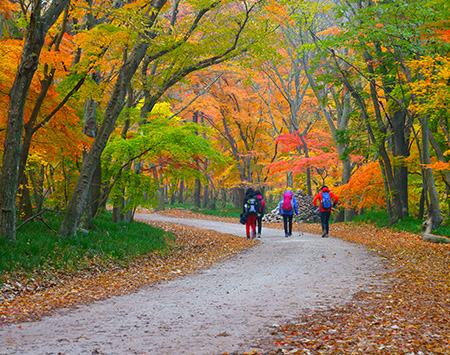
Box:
[354,210,450,237]
[0,211,172,284]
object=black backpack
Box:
[244,197,261,215]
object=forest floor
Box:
[0,209,449,354]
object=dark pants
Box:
[257,215,263,234]
[320,210,331,234]
[282,214,293,235]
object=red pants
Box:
[246,214,257,237]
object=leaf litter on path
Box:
[0,217,256,325]
[1,209,449,355]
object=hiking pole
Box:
[295,214,303,236]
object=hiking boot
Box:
[252,231,256,239]
[321,232,326,238]
[247,236,250,239]
[257,233,261,238]
[285,234,289,238]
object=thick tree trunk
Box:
[59,0,169,236]
[59,41,151,236]
[391,110,409,217]
[0,0,70,242]
[421,116,443,229]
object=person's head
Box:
[255,190,261,196]
[321,185,330,192]
[246,187,255,195]
[286,186,292,191]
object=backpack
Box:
[244,197,261,215]
[256,195,266,215]
[281,191,294,212]
[321,192,332,209]
[239,212,248,225]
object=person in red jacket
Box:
[313,186,339,238]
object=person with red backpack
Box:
[278,187,298,238]
[255,190,266,238]
[313,185,339,238]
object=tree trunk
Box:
[0,0,70,242]
[220,188,227,209]
[421,116,443,229]
[202,184,209,209]
[194,178,201,208]
[178,180,184,204]
[59,42,151,236]
[59,0,168,236]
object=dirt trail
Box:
[0,214,384,355]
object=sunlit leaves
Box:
[335,161,386,210]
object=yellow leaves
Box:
[407,54,450,117]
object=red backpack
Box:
[281,191,293,212]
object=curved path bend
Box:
[0,213,384,355]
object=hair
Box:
[255,190,261,195]
[246,187,255,195]
[321,186,328,190]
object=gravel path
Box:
[0,214,384,355]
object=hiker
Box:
[278,187,298,237]
[313,185,339,238]
[243,187,260,239]
[255,190,266,238]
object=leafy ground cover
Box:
[239,222,450,355]
[150,209,450,354]
[1,209,450,354]
[0,213,255,324]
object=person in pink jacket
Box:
[313,186,339,238]
[255,190,266,238]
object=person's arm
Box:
[313,194,319,207]
[332,193,339,207]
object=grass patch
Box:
[0,211,172,284]
[354,210,450,237]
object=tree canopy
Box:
[1,0,450,240]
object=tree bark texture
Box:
[59,40,151,236]
[0,0,70,241]
[421,116,443,229]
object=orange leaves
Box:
[257,222,450,354]
[423,160,450,172]
[0,0,18,17]
[335,161,386,210]
[316,26,342,37]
